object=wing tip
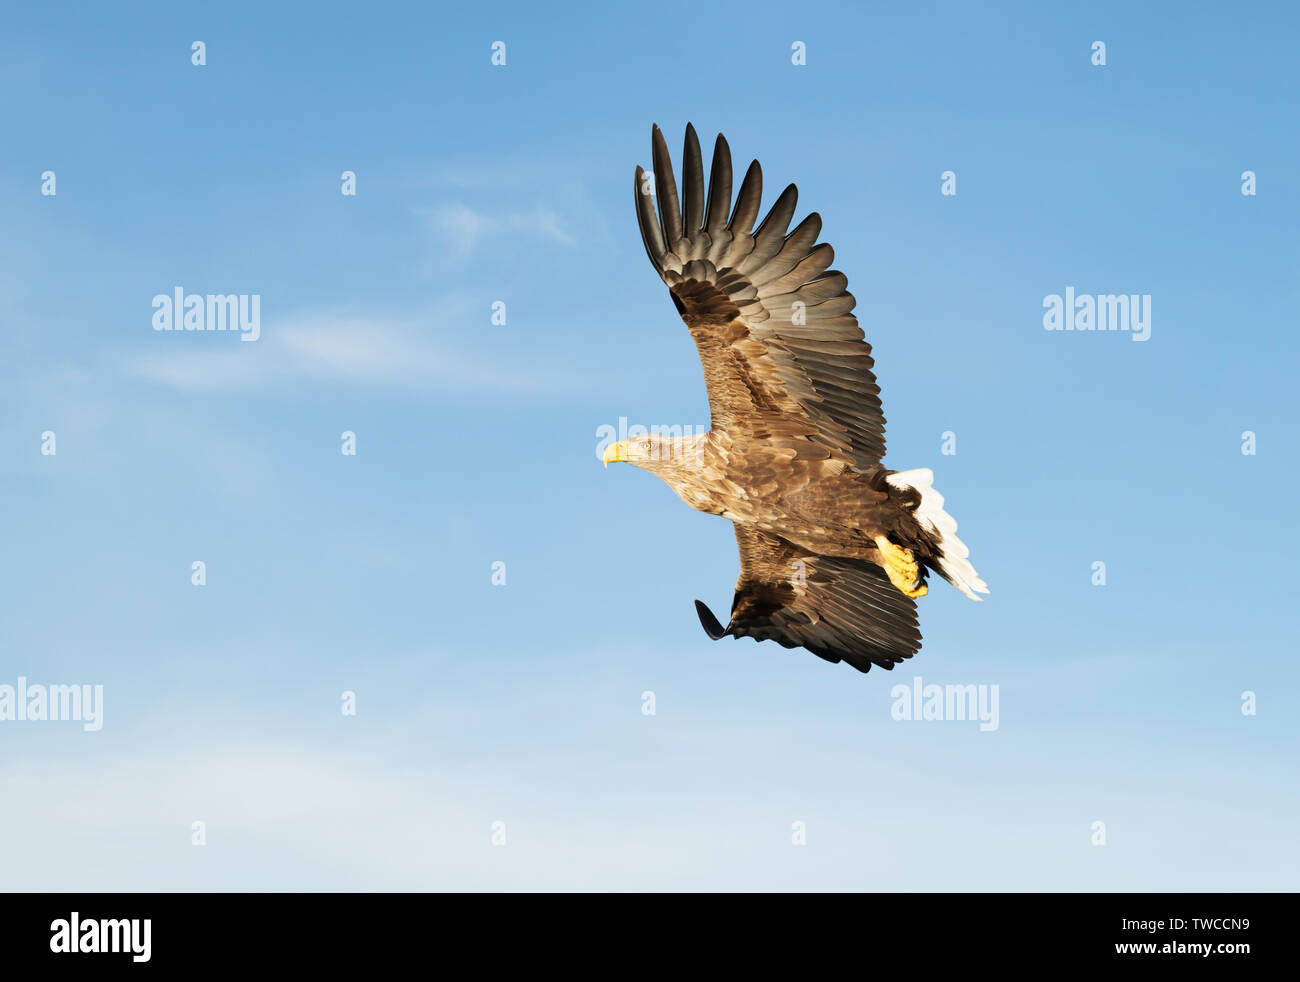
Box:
[694,599,729,640]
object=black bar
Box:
[0,892,1278,969]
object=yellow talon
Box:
[874,535,928,598]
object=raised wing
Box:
[635,123,887,469]
[695,526,922,673]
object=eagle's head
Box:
[603,435,667,470]
[602,433,706,472]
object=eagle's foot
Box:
[874,536,928,598]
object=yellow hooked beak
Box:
[602,441,629,468]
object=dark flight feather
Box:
[712,527,922,674]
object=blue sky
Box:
[1,1,1297,890]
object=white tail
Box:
[885,468,989,601]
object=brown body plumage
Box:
[605,124,988,674]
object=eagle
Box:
[604,124,988,673]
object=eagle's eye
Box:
[641,441,652,453]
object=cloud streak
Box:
[427,201,578,257]
[122,312,557,395]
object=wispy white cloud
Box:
[127,347,260,391]
[510,202,577,246]
[434,203,497,255]
[121,312,555,395]
[424,200,578,257]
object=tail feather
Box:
[886,468,989,601]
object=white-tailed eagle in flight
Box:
[604,124,988,673]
